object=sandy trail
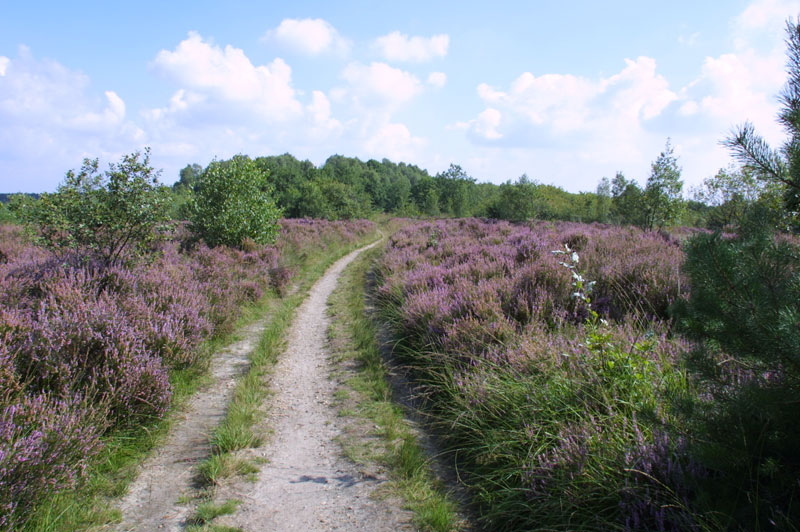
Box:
[216,240,414,531]
[114,315,267,531]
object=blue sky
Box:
[1,0,798,193]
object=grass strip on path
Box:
[187,234,384,528]
[326,243,465,532]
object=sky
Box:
[1,0,799,193]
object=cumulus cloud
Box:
[329,61,429,161]
[363,120,426,161]
[454,0,796,191]
[427,71,447,88]
[454,108,503,139]
[680,0,791,150]
[71,91,127,130]
[735,0,800,32]
[466,56,676,144]
[374,31,449,62]
[0,57,9,76]
[340,61,423,107]
[306,90,343,138]
[0,46,145,191]
[451,55,689,191]
[267,18,349,55]
[151,32,303,121]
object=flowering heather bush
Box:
[0,218,375,528]
[375,219,702,530]
[0,394,102,531]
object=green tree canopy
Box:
[642,139,684,230]
[188,155,281,248]
[19,148,170,266]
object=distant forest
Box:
[171,152,710,227]
[0,193,38,203]
[4,147,783,231]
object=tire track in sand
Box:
[214,239,415,531]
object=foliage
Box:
[593,176,612,223]
[255,153,317,218]
[610,172,646,226]
[643,139,685,230]
[692,166,784,230]
[673,18,800,529]
[0,201,18,224]
[173,163,203,193]
[677,214,800,529]
[295,178,371,220]
[436,164,477,217]
[0,218,375,530]
[374,219,698,530]
[18,149,170,266]
[723,17,800,223]
[188,155,281,248]
[487,174,539,221]
[170,151,651,223]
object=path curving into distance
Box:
[216,238,414,531]
[114,238,414,531]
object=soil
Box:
[113,314,267,531]
[214,239,414,531]
[113,240,414,531]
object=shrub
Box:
[677,216,800,528]
[374,219,699,530]
[17,149,170,266]
[0,217,376,526]
[0,394,102,532]
[188,155,282,248]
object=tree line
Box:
[1,133,791,235]
[163,141,786,232]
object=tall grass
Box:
[373,219,708,531]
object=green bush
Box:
[188,155,281,248]
[18,148,170,266]
[676,213,800,528]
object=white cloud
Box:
[151,32,302,121]
[0,47,146,191]
[454,56,686,191]
[329,61,429,162]
[0,57,9,76]
[374,31,449,62]
[363,120,426,161]
[306,90,342,138]
[340,62,422,107]
[454,108,503,140]
[427,71,447,88]
[467,56,676,142]
[736,0,800,32]
[475,108,502,139]
[267,18,349,55]
[696,52,781,122]
[71,90,127,129]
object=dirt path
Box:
[114,239,414,531]
[213,239,415,531]
[115,314,268,531]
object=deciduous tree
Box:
[188,155,281,248]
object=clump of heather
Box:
[0,394,103,532]
[0,218,375,529]
[375,219,704,530]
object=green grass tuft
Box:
[327,243,463,532]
